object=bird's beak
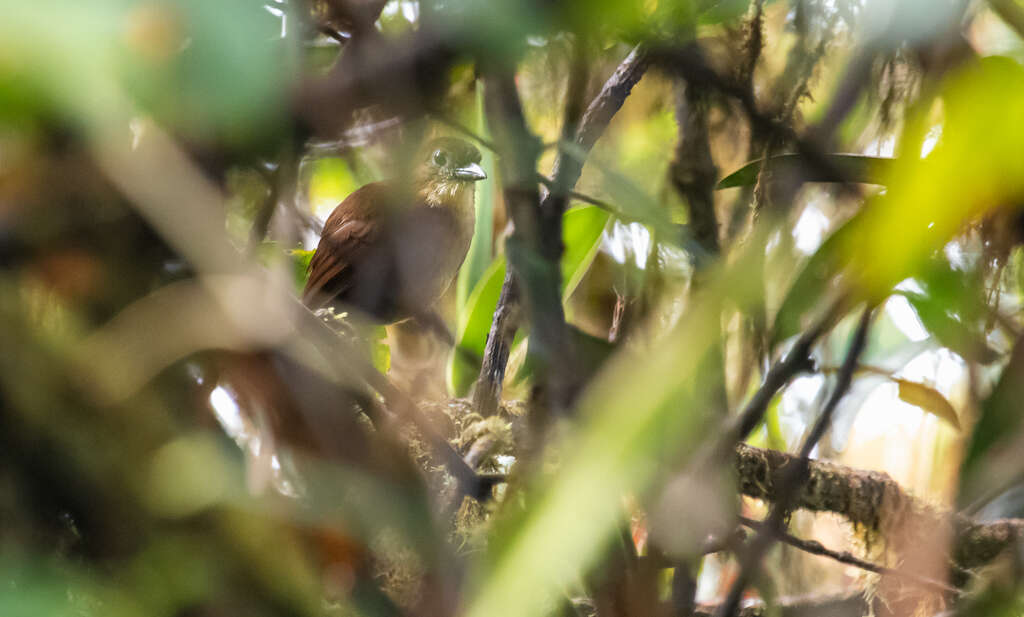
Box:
[453,162,487,181]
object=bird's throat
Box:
[420,180,476,234]
[421,179,469,208]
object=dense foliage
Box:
[5,1,1024,616]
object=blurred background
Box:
[5,0,1024,616]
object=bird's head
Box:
[417,137,486,207]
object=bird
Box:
[302,136,486,326]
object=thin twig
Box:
[737,516,959,595]
[713,295,845,461]
[299,310,499,500]
[472,269,520,417]
[649,44,862,203]
[715,306,874,617]
[473,46,650,417]
[738,0,765,90]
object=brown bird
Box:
[302,137,486,324]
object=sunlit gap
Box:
[210,385,245,441]
[792,200,831,255]
[603,220,651,269]
[379,0,419,24]
[208,384,301,498]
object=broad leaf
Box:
[717,154,895,189]
[448,257,507,396]
[959,339,1024,509]
[447,205,611,395]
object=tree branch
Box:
[734,443,1022,576]
[473,45,650,416]
[671,53,719,257]
[481,66,574,417]
[737,516,959,595]
[717,307,874,617]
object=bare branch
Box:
[737,516,959,595]
[717,307,874,617]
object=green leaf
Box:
[896,255,999,363]
[447,206,610,396]
[448,257,507,396]
[369,326,391,374]
[501,205,610,388]
[959,339,1024,508]
[119,0,287,145]
[0,0,285,145]
[561,205,612,303]
[716,154,896,189]
[505,325,616,394]
[288,248,315,292]
[900,291,999,364]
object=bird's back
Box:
[302,181,473,323]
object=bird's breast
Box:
[349,201,473,322]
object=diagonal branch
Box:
[481,65,574,414]
[734,443,1022,578]
[737,516,959,595]
[716,307,875,617]
[473,45,650,416]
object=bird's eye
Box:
[432,150,447,166]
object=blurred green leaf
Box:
[959,339,1024,508]
[0,0,285,145]
[562,141,674,233]
[0,559,142,617]
[119,0,287,145]
[899,255,998,363]
[716,154,895,189]
[448,205,609,395]
[771,215,856,344]
[699,0,760,24]
[369,325,391,374]
[504,205,610,387]
[505,325,616,395]
[777,57,1024,347]
[464,265,739,617]
[308,158,360,218]
[289,248,316,292]
[846,56,1024,298]
[457,85,497,310]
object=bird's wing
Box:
[301,183,387,307]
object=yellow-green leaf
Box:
[896,379,959,430]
